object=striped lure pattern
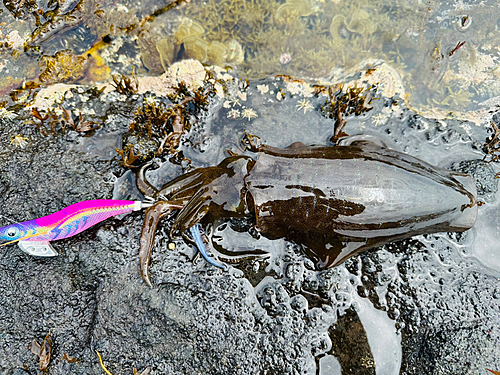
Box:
[0,200,145,256]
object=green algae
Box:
[1,0,500,122]
[139,0,425,80]
[154,19,245,69]
[136,0,498,119]
[38,50,88,85]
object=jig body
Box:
[0,200,149,256]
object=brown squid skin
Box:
[245,140,478,268]
[136,139,478,285]
[139,201,182,287]
[136,156,254,285]
[135,161,158,199]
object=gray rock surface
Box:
[1,76,500,375]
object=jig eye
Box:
[6,227,19,238]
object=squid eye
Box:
[6,227,19,238]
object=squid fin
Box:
[18,241,58,257]
[189,224,227,270]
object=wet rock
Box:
[451,159,498,201]
[402,322,500,374]
[1,69,500,374]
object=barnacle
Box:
[227,108,240,119]
[241,108,258,120]
[372,113,388,127]
[256,84,269,94]
[10,134,28,148]
[296,99,314,114]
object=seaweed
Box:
[330,9,377,46]
[155,19,245,69]
[117,99,188,167]
[319,84,375,144]
[484,121,500,166]
[117,70,220,167]
[38,50,87,85]
[62,353,78,363]
[29,333,51,373]
[111,73,139,95]
[129,101,182,140]
[25,0,88,47]
[139,0,189,27]
[116,144,144,168]
[30,106,99,136]
[149,0,413,78]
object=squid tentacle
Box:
[170,186,211,236]
[135,162,159,198]
[139,200,184,287]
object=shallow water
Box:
[0,0,499,116]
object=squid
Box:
[136,138,478,286]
